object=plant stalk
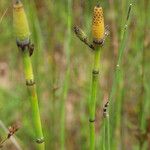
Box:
[105,116,110,150]
[21,47,45,150]
[89,47,101,150]
[108,4,132,149]
[60,0,72,149]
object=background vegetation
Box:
[0,0,150,149]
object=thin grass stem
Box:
[60,0,72,149]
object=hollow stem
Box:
[21,47,45,150]
[89,47,101,150]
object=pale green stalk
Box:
[138,1,149,150]
[21,47,45,150]
[89,47,101,150]
[106,116,110,150]
[108,3,133,150]
[60,0,72,149]
[13,0,45,149]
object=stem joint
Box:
[89,118,95,123]
[26,80,35,86]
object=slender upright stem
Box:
[104,116,110,150]
[21,47,45,150]
[60,0,72,149]
[89,47,101,150]
[138,1,148,150]
[13,0,44,149]
[102,121,105,150]
[60,69,70,150]
[108,4,132,150]
[103,119,107,150]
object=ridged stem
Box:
[89,47,101,150]
[21,47,45,150]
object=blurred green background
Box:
[0,0,150,150]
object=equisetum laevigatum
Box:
[13,0,45,149]
[74,4,108,150]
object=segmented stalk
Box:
[89,47,101,150]
[89,5,104,150]
[13,1,45,149]
[22,48,45,150]
[108,4,132,150]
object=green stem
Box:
[60,69,70,150]
[103,121,105,150]
[89,48,101,150]
[60,0,72,149]
[106,116,110,150]
[103,115,110,150]
[109,4,132,149]
[22,48,45,150]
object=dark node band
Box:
[16,38,30,50]
[26,80,35,86]
[36,137,44,144]
[17,39,34,56]
[93,39,104,46]
[96,4,101,8]
[92,70,99,75]
[89,119,95,122]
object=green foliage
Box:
[0,0,150,150]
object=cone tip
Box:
[96,4,101,8]
[14,0,22,5]
[13,0,23,8]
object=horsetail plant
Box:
[108,4,133,150]
[89,6,105,150]
[74,4,108,150]
[13,1,45,149]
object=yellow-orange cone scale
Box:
[92,5,104,43]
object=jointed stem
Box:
[108,4,132,150]
[22,48,45,150]
[89,47,101,150]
